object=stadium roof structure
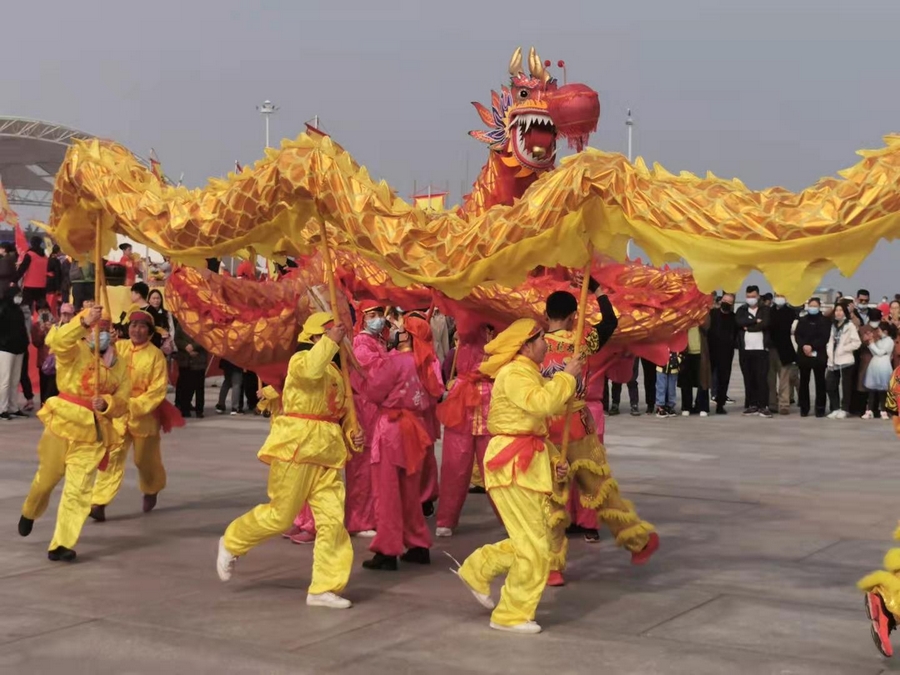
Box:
[0,116,158,208]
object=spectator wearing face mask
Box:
[707,292,739,414]
[0,242,25,299]
[861,321,897,420]
[768,294,799,415]
[793,297,830,417]
[0,293,30,419]
[857,309,883,415]
[826,302,861,419]
[736,286,773,417]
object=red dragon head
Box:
[470,47,601,177]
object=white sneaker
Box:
[352,530,377,538]
[834,410,849,419]
[681,411,690,417]
[435,527,453,538]
[826,410,840,419]
[450,567,494,609]
[862,410,874,420]
[490,620,542,634]
[699,411,709,418]
[306,591,352,609]
[881,411,890,420]
[216,537,237,582]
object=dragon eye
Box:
[518,89,529,99]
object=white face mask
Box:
[365,317,386,334]
[13,296,22,305]
[746,297,759,307]
[774,297,786,307]
[869,321,880,328]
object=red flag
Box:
[14,224,28,256]
[149,148,165,183]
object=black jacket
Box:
[0,297,28,354]
[707,307,739,357]
[769,305,798,365]
[794,313,830,366]
[0,253,19,298]
[735,303,771,351]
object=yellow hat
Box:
[479,318,541,378]
[298,311,334,343]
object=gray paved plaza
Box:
[1,384,900,674]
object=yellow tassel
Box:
[580,478,621,510]
[884,548,900,573]
[614,521,656,549]
[569,458,611,478]
[599,507,641,526]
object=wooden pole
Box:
[318,220,359,436]
[93,215,103,396]
[558,244,595,465]
[447,341,460,389]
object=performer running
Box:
[18,305,130,561]
[859,523,900,657]
[455,318,580,634]
[542,284,659,586]
[90,310,172,520]
[216,312,362,609]
[435,323,495,537]
[363,314,442,570]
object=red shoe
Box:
[282,525,303,540]
[547,571,566,587]
[289,530,316,545]
[865,592,894,657]
[631,532,660,566]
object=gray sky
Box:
[5,0,900,297]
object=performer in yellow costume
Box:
[90,310,169,520]
[216,312,364,610]
[18,305,130,561]
[456,318,580,634]
[541,288,659,586]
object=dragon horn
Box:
[509,47,523,76]
[528,46,548,82]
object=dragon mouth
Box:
[510,111,557,170]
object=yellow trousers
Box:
[21,429,106,551]
[223,460,352,595]
[549,434,654,571]
[858,526,900,621]
[92,433,166,506]
[458,485,552,627]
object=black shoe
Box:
[142,494,158,513]
[0,412,10,421]
[48,546,76,562]
[362,553,398,571]
[815,410,826,418]
[665,407,678,418]
[422,501,435,518]
[18,515,33,537]
[800,410,809,418]
[758,408,774,419]
[630,404,641,417]
[583,529,601,543]
[89,504,106,522]
[742,407,759,416]
[565,523,586,535]
[180,410,193,418]
[715,406,728,415]
[609,404,620,416]
[10,410,28,418]
[400,547,430,565]
[467,485,486,494]
[646,405,655,415]
[215,404,226,415]
[196,411,205,419]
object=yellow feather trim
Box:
[614,521,656,549]
[884,547,900,573]
[569,458,611,478]
[580,478,621,510]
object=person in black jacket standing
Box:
[769,294,799,415]
[794,297,831,417]
[707,292,739,414]
[735,286,773,417]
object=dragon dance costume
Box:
[457,319,575,634]
[19,312,130,560]
[91,310,173,518]
[217,313,355,608]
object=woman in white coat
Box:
[826,304,861,419]
[862,322,897,419]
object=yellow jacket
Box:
[483,356,576,494]
[256,385,283,420]
[115,339,168,438]
[36,319,130,446]
[257,336,352,469]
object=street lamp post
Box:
[256,100,279,149]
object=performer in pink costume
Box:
[344,300,387,536]
[435,324,494,537]
[363,315,442,571]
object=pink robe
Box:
[367,351,434,557]
[419,360,443,505]
[436,332,494,530]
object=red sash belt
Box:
[436,373,483,430]
[286,412,341,424]
[486,435,546,474]
[385,409,431,475]
[154,400,185,434]
[58,392,93,410]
